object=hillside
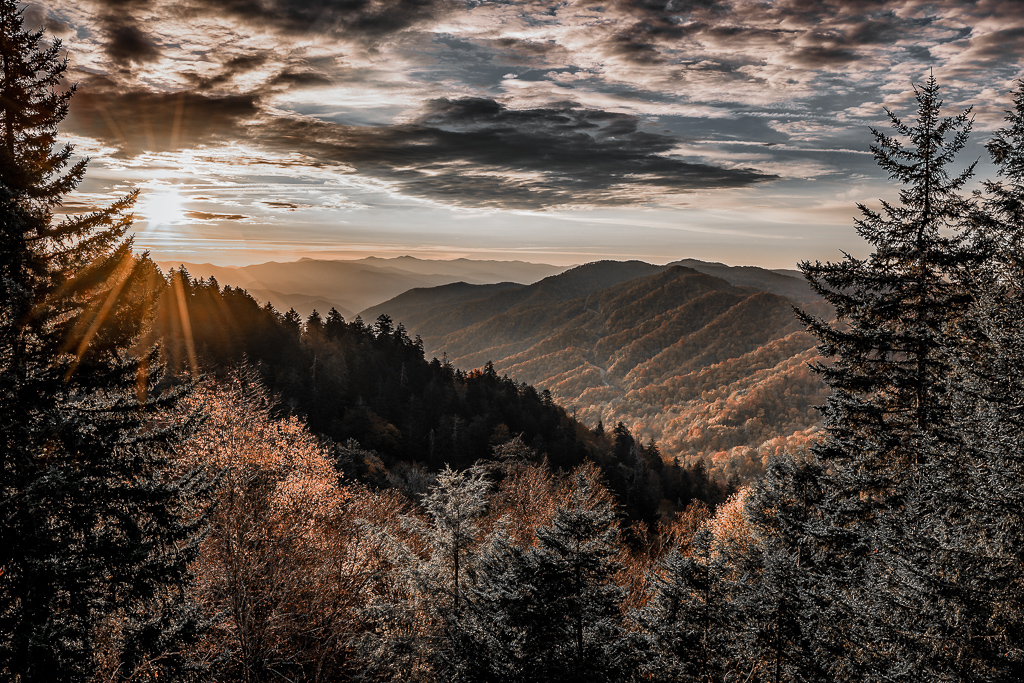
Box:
[147,266,735,529]
[366,261,831,480]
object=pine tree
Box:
[461,467,637,683]
[358,466,492,683]
[418,466,491,681]
[0,4,205,680]
[419,466,491,619]
[735,455,829,683]
[639,528,736,683]
[795,75,984,679]
[940,80,1024,677]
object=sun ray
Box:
[170,91,185,153]
[171,269,199,376]
[63,250,139,380]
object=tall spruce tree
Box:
[796,75,980,680]
[459,468,637,683]
[357,466,492,683]
[638,527,736,683]
[0,4,205,680]
[941,81,1024,677]
[736,455,830,683]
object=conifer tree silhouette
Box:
[0,4,206,680]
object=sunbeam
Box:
[171,269,199,376]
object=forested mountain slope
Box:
[368,262,831,479]
[148,266,734,525]
[361,260,664,338]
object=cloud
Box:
[187,211,248,220]
[185,0,452,41]
[103,21,160,64]
[23,5,72,37]
[270,68,334,87]
[255,97,776,209]
[65,76,260,154]
[184,52,274,90]
[259,200,303,210]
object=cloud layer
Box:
[39,0,1024,261]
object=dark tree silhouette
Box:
[0,4,206,680]
[793,75,1010,680]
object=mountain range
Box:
[156,256,567,318]
[362,259,830,479]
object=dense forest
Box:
[4,5,1024,682]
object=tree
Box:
[795,75,986,679]
[358,465,492,683]
[639,528,735,683]
[181,370,386,683]
[460,466,637,683]
[0,4,204,680]
[735,455,829,683]
[939,80,1024,677]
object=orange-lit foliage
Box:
[483,461,560,547]
[706,488,756,558]
[657,499,713,557]
[175,370,403,682]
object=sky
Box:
[35,0,1024,268]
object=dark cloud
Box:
[260,200,302,209]
[104,21,161,64]
[186,0,451,41]
[598,0,950,69]
[65,77,260,154]
[22,6,71,36]
[964,26,1024,64]
[784,45,860,67]
[493,37,559,57]
[85,0,449,46]
[270,69,334,86]
[184,52,273,90]
[254,98,775,209]
[187,211,248,220]
[843,15,911,45]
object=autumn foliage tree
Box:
[176,369,402,683]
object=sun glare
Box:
[139,186,188,228]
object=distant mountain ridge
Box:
[669,259,819,303]
[156,256,567,317]
[362,259,828,480]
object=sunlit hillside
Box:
[366,262,831,479]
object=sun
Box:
[139,185,188,227]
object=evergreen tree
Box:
[461,468,636,683]
[359,466,492,683]
[735,455,829,683]
[0,4,205,680]
[940,81,1024,677]
[795,75,984,679]
[418,466,491,680]
[639,528,736,683]
[420,466,491,619]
